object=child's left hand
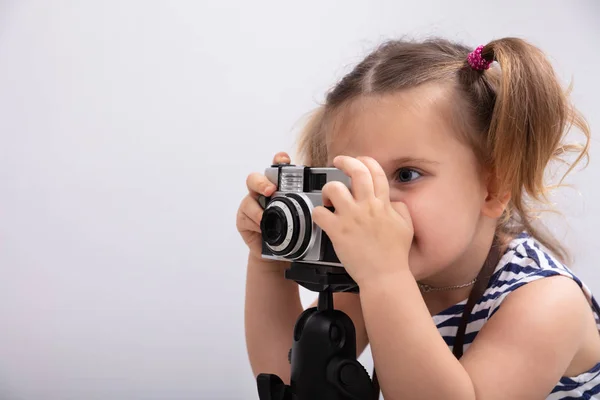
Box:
[312,155,414,287]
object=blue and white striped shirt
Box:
[433,233,600,399]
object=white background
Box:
[0,1,598,399]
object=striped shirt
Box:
[433,233,600,399]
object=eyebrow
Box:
[390,157,440,166]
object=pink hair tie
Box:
[467,45,492,71]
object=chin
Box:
[406,234,466,282]
[407,255,445,282]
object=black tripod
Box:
[256,262,379,400]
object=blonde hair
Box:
[296,37,590,265]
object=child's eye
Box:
[395,168,422,183]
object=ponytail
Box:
[480,38,590,264]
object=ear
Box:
[481,171,511,219]
[483,191,511,218]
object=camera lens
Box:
[261,208,287,246]
[260,195,312,258]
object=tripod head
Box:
[284,262,359,294]
[256,262,378,400]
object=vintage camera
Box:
[259,163,351,268]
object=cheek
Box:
[400,177,483,254]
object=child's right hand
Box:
[236,151,291,261]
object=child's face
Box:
[326,84,490,280]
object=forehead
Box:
[325,84,467,165]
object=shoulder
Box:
[482,233,591,319]
[460,234,595,398]
[493,233,574,282]
[461,272,592,398]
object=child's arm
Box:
[244,254,369,384]
[359,272,589,400]
[244,255,302,384]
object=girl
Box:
[236,37,600,399]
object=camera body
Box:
[259,163,351,268]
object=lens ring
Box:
[262,197,300,256]
[260,207,287,246]
[286,193,313,259]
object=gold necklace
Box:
[417,277,478,293]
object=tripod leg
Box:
[257,373,294,400]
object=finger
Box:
[357,156,390,200]
[391,201,412,224]
[333,155,374,201]
[246,172,276,199]
[241,195,264,226]
[321,181,355,213]
[312,206,337,235]
[238,211,262,234]
[272,151,291,165]
[239,213,262,233]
